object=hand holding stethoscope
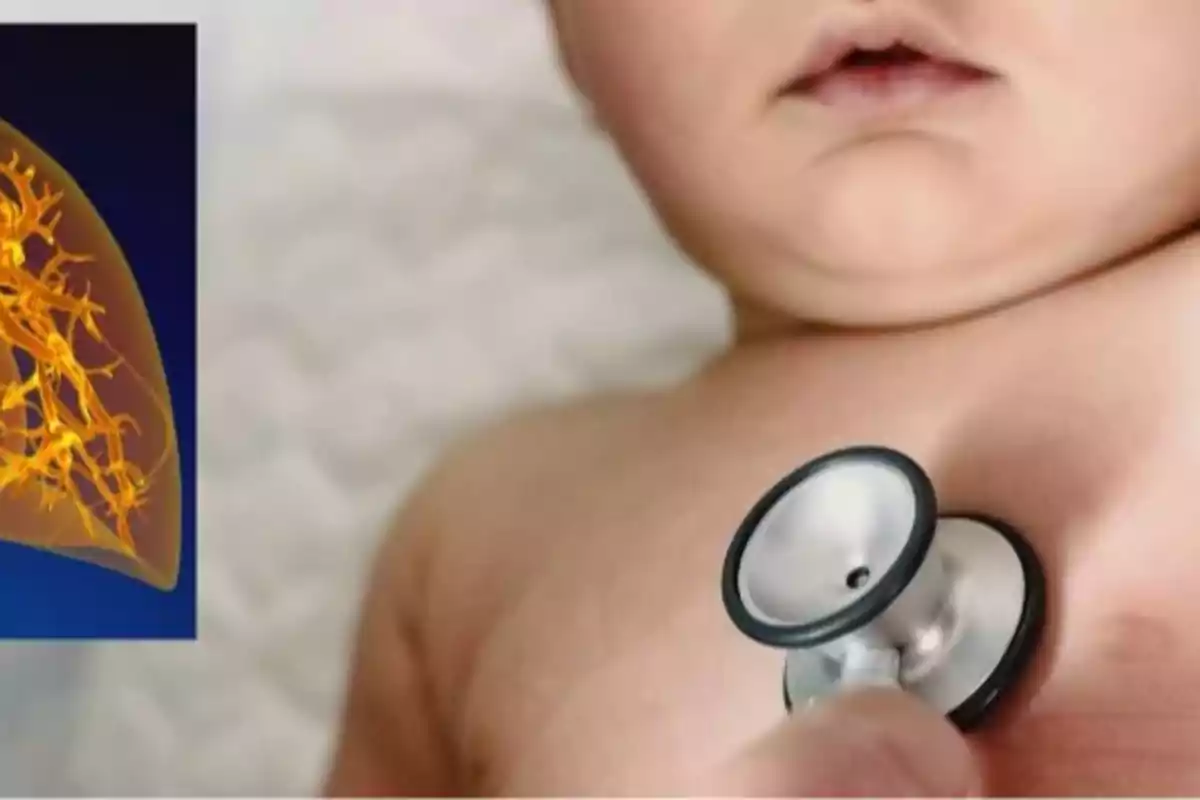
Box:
[721,445,1045,729]
[691,685,980,795]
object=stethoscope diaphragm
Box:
[721,445,1045,730]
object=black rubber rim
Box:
[721,445,939,649]
[942,513,1046,731]
[780,513,1047,732]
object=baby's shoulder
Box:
[396,389,677,577]
[390,389,679,669]
[412,391,671,536]
[326,392,671,796]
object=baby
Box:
[324,0,1200,795]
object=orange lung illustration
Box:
[0,119,180,590]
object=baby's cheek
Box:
[562,0,742,121]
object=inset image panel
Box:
[0,23,196,638]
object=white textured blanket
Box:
[0,1,727,794]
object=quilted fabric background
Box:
[0,1,728,795]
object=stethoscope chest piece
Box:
[721,445,1045,730]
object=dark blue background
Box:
[0,25,196,638]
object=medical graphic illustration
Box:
[0,119,179,590]
[722,445,1045,729]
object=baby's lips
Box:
[782,5,996,98]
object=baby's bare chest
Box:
[444,415,1200,795]
[430,298,1200,794]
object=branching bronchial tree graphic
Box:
[0,150,150,556]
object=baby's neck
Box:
[712,228,1200,501]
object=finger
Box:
[697,688,981,797]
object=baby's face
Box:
[552,0,1200,326]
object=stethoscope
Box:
[721,445,1045,729]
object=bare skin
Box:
[325,231,1200,795]
[325,1,1200,793]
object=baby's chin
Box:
[727,236,1059,330]
[707,161,1057,327]
[786,271,1028,329]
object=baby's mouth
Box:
[784,43,997,117]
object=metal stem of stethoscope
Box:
[721,445,1045,730]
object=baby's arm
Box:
[322,488,457,796]
[322,409,570,796]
